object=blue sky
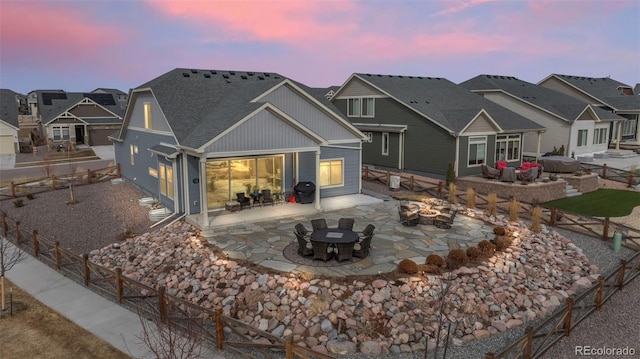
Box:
[1,0,638,95]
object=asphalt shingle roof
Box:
[0,89,20,127]
[38,90,125,124]
[136,68,292,149]
[550,74,640,111]
[353,73,544,133]
[461,75,625,122]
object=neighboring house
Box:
[330,73,545,177]
[461,75,625,159]
[34,89,126,146]
[0,89,20,154]
[111,68,365,227]
[538,74,640,145]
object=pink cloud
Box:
[0,2,126,68]
[429,0,497,17]
[147,0,358,45]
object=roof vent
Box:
[223,74,229,79]
[182,72,190,77]
[398,75,403,78]
[408,76,413,79]
[366,74,371,76]
[417,76,423,79]
[274,76,281,79]
[241,75,248,79]
[264,73,270,77]
[211,70,217,74]
[258,76,264,80]
[229,71,235,75]
[377,74,382,77]
[190,69,198,74]
[427,77,432,80]
[204,73,211,78]
[425,100,429,104]
[248,72,254,76]
[225,79,232,84]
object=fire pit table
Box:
[418,209,441,225]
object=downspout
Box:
[172,159,178,214]
[536,131,542,162]
[315,149,322,211]
[358,141,363,194]
[398,131,404,169]
[182,152,190,215]
[199,157,208,227]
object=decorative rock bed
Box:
[89,208,599,355]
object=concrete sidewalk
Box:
[3,239,226,359]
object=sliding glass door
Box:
[206,155,283,209]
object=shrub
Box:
[423,264,443,275]
[530,206,543,232]
[493,226,507,236]
[448,183,457,205]
[398,259,419,274]
[466,187,476,209]
[466,247,482,262]
[26,193,35,200]
[447,249,468,270]
[446,163,456,187]
[486,193,498,218]
[494,235,513,251]
[549,174,558,181]
[508,198,520,222]
[478,240,496,258]
[425,254,445,268]
[13,199,24,208]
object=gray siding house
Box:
[538,74,640,145]
[0,89,20,154]
[330,73,545,177]
[461,75,625,159]
[111,68,365,228]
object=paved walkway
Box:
[2,239,225,359]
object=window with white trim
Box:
[159,163,174,199]
[144,102,152,129]
[593,128,607,145]
[347,98,360,117]
[148,167,158,177]
[363,132,373,143]
[623,119,637,136]
[495,134,520,161]
[362,98,375,117]
[382,132,389,156]
[129,145,138,165]
[319,159,343,187]
[52,126,70,141]
[577,129,588,147]
[468,136,486,166]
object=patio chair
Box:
[398,205,419,226]
[236,193,251,210]
[496,161,508,172]
[338,218,355,231]
[295,223,310,238]
[335,242,356,262]
[517,168,533,182]
[295,231,313,257]
[500,167,516,183]
[311,240,334,262]
[311,218,328,231]
[481,164,501,179]
[261,189,274,206]
[434,210,458,229]
[358,224,375,239]
[353,234,372,258]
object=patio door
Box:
[206,155,283,209]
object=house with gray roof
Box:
[0,89,21,154]
[110,68,365,227]
[538,74,640,145]
[34,89,127,146]
[330,73,545,177]
[461,75,625,159]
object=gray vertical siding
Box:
[260,85,357,141]
[361,131,400,168]
[114,129,177,200]
[457,135,497,177]
[127,92,172,132]
[297,151,316,184]
[187,155,201,214]
[319,144,360,197]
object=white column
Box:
[315,150,322,211]
[199,157,208,226]
[536,131,542,162]
[616,121,622,150]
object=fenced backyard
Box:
[1,166,638,359]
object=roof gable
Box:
[540,74,640,111]
[341,73,543,134]
[0,89,20,128]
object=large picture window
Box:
[52,126,70,141]
[468,136,486,166]
[577,129,588,147]
[495,134,520,161]
[319,159,343,187]
[159,163,174,199]
[622,119,637,136]
[593,128,607,145]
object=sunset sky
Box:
[1,0,639,95]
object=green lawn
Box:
[543,189,640,217]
